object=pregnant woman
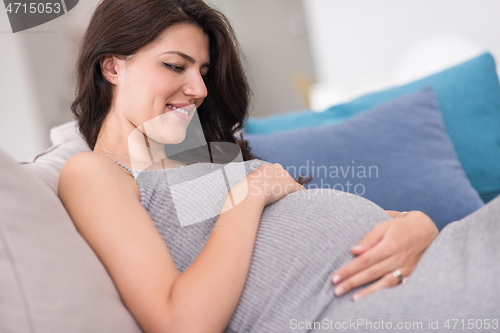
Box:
[58,0,439,332]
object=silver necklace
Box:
[96,142,180,168]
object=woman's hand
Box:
[331,210,439,301]
[245,163,306,207]
[222,163,305,221]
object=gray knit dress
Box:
[112,157,500,333]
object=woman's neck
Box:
[95,114,184,168]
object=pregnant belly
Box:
[225,189,390,333]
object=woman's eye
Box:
[163,63,184,73]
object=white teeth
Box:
[168,105,189,115]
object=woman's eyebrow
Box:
[162,51,210,68]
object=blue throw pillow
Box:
[245,87,484,231]
[244,53,500,203]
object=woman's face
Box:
[104,23,210,145]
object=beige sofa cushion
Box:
[0,147,142,332]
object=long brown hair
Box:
[71,0,311,185]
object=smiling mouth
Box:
[166,104,190,115]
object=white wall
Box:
[303,0,500,84]
[0,8,45,162]
[207,0,316,117]
[0,0,102,161]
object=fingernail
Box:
[334,285,344,297]
[352,293,362,302]
[332,274,341,284]
[351,245,365,252]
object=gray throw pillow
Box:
[245,87,485,231]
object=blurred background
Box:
[1,0,500,161]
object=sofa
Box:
[1,53,499,332]
[1,124,141,331]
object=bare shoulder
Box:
[61,151,130,177]
[59,151,139,201]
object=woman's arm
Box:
[59,154,301,333]
[331,210,438,301]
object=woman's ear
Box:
[100,55,120,84]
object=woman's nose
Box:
[183,71,208,99]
